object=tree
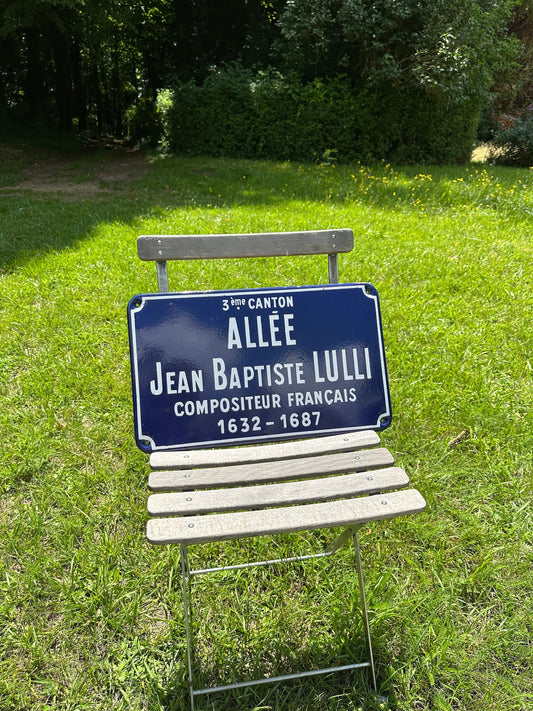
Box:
[0,0,135,132]
[0,0,523,152]
[274,0,518,101]
[0,0,77,125]
[0,0,282,135]
[493,0,533,113]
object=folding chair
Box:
[128,229,425,708]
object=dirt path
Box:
[1,144,151,199]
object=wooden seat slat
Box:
[147,466,409,516]
[146,489,426,545]
[149,430,380,470]
[148,447,394,491]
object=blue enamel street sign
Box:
[128,284,391,452]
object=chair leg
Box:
[179,534,378,706]
[180,544,195,710]
[352,531,377,691]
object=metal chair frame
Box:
[178,526,376,708]
[135,230,423,708]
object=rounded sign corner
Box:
[128,294,145,313]
[136,435,156,453]
[377,413,392,430]
[363,283,379,298]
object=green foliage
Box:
[249,71,361,161]
[489,1,533,118]
[1,0,524,162]
[125,95,163,146]
[272,0,519,163]
[273,0,424,83]
[275,0,517,100]
[411,0,518,101]
[166,69,357,161]
[164,65,256,158]
[491,107,533,165]
[354,86,482,164]
[0,0,282,137]
[165,67,481,164]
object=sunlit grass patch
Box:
[1,147,532,710]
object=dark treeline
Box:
[0,0,284,135]
[1,1,532,162]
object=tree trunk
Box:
[52,28,73,131]
[23,27,48,121]
[71,42,87,132]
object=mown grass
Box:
[0,144,532,711]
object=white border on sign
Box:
[128,284,391,451]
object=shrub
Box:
[250,71,359,161]
[126,96,163,145]
[379,88,481,165]
[164,66,481,164]
[491,107,533,166]
[165,65,255,157]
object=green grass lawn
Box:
[0,144,532,711]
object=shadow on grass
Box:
[2,142,529,272]
[149,553,398,711]
[156,639,392,711]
